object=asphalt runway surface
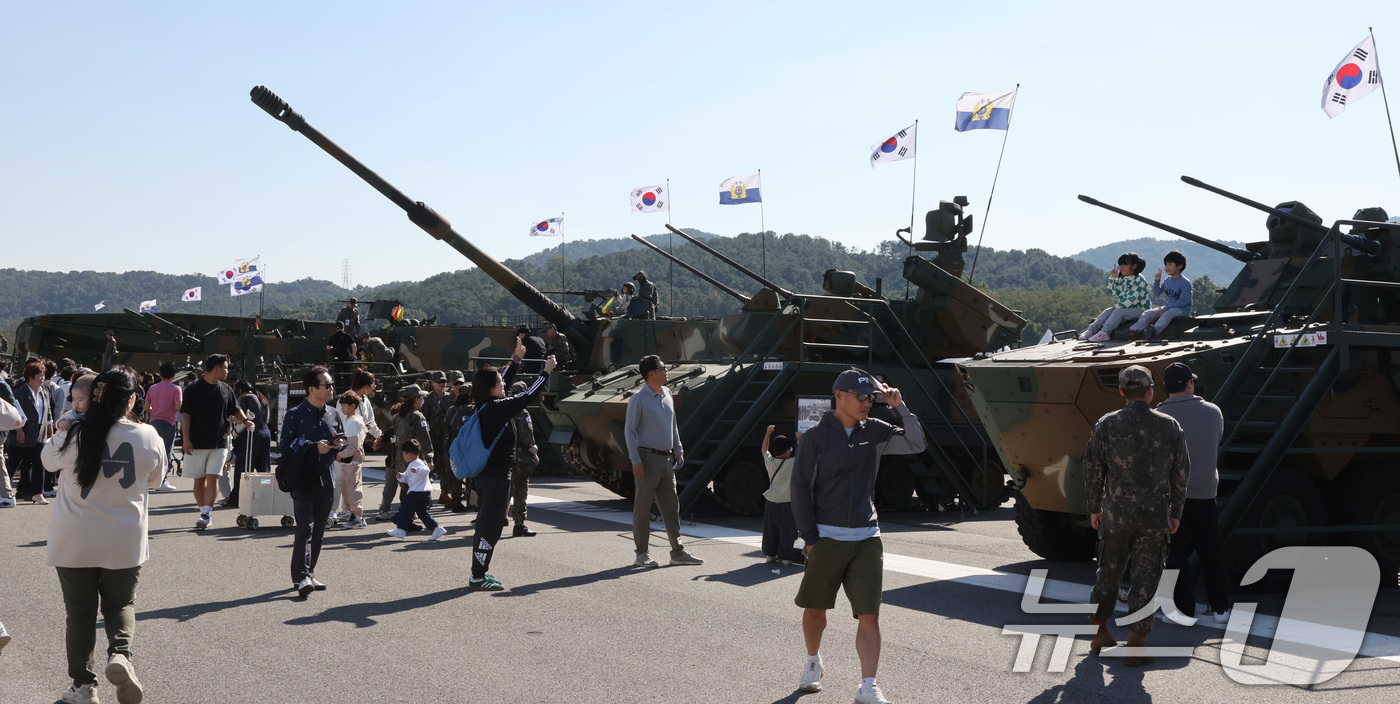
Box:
[2,461,1398,703]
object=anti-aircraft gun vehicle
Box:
[958,175,1400,584]
[248,85,1028,515]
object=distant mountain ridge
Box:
[1070,236,1248,285]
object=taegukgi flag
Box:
[231,274,263,296]
[630,184,669,213]
[955,89,1016,131]
[870,124,917,168]
[182,286,202,302]
[1323,35,1382,118]
[139,299,157,313]
[529,218,563,237]
[217,256,260,285]
[719,173,761,204]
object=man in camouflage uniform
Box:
[508,380,540,537]
[422,370,453,506]
[1083,365,1189,666]
[541,322,577,371]
[437,370,468,512]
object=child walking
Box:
[386,440,447,541]
[334,391,369,529]
[1081,252,1151,342]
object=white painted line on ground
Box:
[525,491,1400,664]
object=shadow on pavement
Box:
[768,690,820,704]
[496,565,638,598]
[139,589,293,622]
[1026,655,1154,704]
[692,561,803,588]
[283,586,470,627]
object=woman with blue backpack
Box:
[464,338,555,591]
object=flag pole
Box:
[906,119,919,300]
[667,177,673,317]
[758,168,766,278]
[559,212,565,300]
[258,255,264,319]
[968,84,1019,286]
[1371,28,1400,184]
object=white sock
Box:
[807,653,821,664]
[862,677,877,690]
[200,506,211,516]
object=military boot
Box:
[1123,631,1153,667]
[1089,617,1117,655]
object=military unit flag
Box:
[231,275,263,296]
[719,173,761,204]
[139,299,157,313]
[630,184,669,213]
[955,89,1016,132]
[182,286,202,302]
[529,218,563,237]
[218,257,260,285]
[870,124,917,167]
[1322,35,1382,118]
[94,301,106,311]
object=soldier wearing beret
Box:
[1083,365,1190,666]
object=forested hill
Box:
[1071,236,1248,284]
[515,229,722,269]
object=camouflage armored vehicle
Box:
[248,85,1028,515]
[958,176,1400,583]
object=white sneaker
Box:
[1078,329,1094,340]
[1089,331,1111,342]
[798,660,823,692]
[634,553,659,568]
[1160,609,1195,627]
[155,481,178,492]
[855,681,892,704]
[1214,609,1231,624]
[296,577,315,598]
[385,528,407,539]
[429,526,448,541]
[0,621,11,654]
[60,683,100,703]
[105,653,143,704]
[194,513,210,531]
[0,498,15,508]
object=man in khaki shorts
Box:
[790,368,926,704]
[180,354,250,531]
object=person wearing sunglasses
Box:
[790,368,925,704]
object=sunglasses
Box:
[451,381,464,386]
[842,390,877,403]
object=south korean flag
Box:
[1322,35,1382,118]
[869,123,917,168]
[630,184,669,214]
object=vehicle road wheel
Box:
[875,459,918,509]
[1013,489,1096,561]
[1330,461,1400,588]
[967,460,1009,508]
[716,461,767,516]
[1226,464,1327,589]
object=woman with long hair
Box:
[227,380,272,509]
[41,366,164,704]
[465,337,555,591]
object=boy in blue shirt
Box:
[1129,250,1193,340]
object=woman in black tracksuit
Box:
[467,338,555,591]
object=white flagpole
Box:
[559,212,565,297]
[758,168,766,278]
[667,177,673,317]
[967,84,1019,285]
[907,119,919,300]
[1371,28,1400,184]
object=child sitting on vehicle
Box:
[1128,250,1192,340]
[1080,252,1151,342]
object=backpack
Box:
[449,407,507,480]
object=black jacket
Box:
[472,361,549,478]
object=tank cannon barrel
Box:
[629,235,752,304]
[1077,194,1263,263]
[1181,175,1383,256]
[248,86,583,337]
[664,224,794,299]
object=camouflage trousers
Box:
[510,455,538,523]
[1090,521,1169,635]
[434,437,461,503]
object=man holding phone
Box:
[281,365,344,597]
[623,355,702,568]
[789,368,926,704]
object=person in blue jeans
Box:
[1129,250,1193,340]
[385,440,446,541]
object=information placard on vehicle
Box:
[1273,331,1328,348]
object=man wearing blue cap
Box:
[790,368,926,704]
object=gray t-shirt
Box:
[1155,394,1223,500]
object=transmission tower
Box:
[340,259,352,290]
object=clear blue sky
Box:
[3,1,1398,286]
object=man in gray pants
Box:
[624,355,702,568]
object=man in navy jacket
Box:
[281,365,343,598]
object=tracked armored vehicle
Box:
[958,176,1400,584]
[248,86,1032,515]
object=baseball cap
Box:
[398,384,428,399]
[1163,362,1197,389]
[446,370,464,384]
[430,370,447,383]
[516,325,531,336]
[542,321,557,331]
[832,368,879,394]
[1117,365,1154,391]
